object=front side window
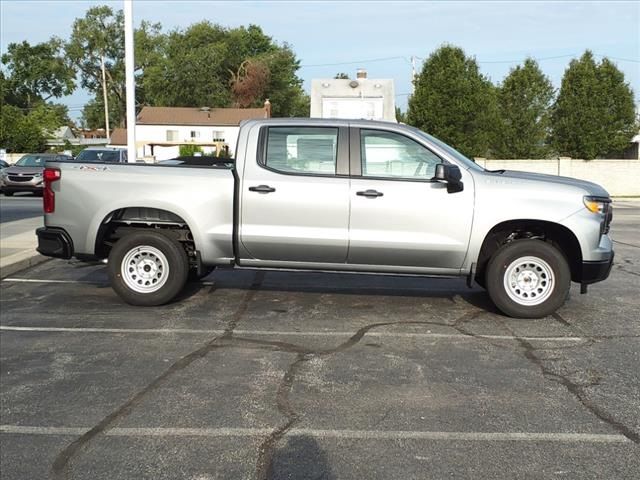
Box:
[360,129,442,179]
[264,127,338,175]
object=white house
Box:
[110,102,271,161]
[310,69,396,122]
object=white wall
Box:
[135,124,241,161]
[310,78,396,122]
[475,158,640,196]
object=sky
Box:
[1,0,639,122]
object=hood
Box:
[3,165,44,175]
[494,170,610,197]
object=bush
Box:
[179,143,203,156]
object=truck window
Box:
[360,129,443,180]
[265,127,338,175]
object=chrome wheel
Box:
[121,245,170,293]
[503,256,554,306]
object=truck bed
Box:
[44,161,237,264]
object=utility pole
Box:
[100,54,110,140]
[124,0,136,162]
[410,55,417,93]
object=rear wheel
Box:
[486,239,570,318]
[108,231,189,306]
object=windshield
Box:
[410,128,484,172]
[76,150,121,163]
[15,155,49,167]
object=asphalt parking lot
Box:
[1,202,639,480]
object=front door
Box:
[240,125,350,264]
[347,128,474,270]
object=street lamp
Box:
[124,0,136,163]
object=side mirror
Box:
[434,163,464,193]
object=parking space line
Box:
[1,278,104,285]
[0,425,628,443]
[0,325,586,342]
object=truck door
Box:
[239,125,350,264]
[347,128,474,270]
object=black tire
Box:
[108,231,189,306]
[4,191,14,197]
[188,266,214,282]
[485,239,570,318]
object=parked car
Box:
[74,147,128,163]
[35,119,614,318]
[1,153,72,196]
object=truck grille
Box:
[8,176,33,182]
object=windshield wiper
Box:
[486,169,506,174]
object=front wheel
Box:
[486,239,570,318]
[108,231,189,306]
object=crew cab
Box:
[36,119,614,318]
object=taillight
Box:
[43,168,61,213]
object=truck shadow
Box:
[268,435,335,480]
[176,268,499,314]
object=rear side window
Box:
[264,127,338,175]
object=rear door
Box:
[239,124,350,264]
[347,127,474,270]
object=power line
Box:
[300,56,408,68]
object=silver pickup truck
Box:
[36,118,614,318]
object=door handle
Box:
[356,189,384,198]
[249,185,276,193]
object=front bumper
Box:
[1,182,43,193]
[581,251,614,285]
[36,227,74,259]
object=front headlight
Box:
[583,196,611,215]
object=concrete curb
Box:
[0,250,50,279]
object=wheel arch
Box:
[475,219,583,286]
[93,206,197,259]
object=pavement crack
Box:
[616,265,640,277]
[612,239,640,249]
[51,271,266,480]
[253,310,489,479]
[497,320,639,444]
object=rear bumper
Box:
[36,227,74,259]
[581,251,614,285]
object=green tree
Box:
[0,105,47,152]
[1,38,75,109]
[551,51,637,159]
[66,5,126,127]
[334,73,349,79]
[80,93,124,129]
[1,41,73,152]
[407,45,499,158]
[395,107,407,123]
[495,58,555,158]
[142,22,307,116]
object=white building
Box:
[310,69,396,122]
[110,102,271,161]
